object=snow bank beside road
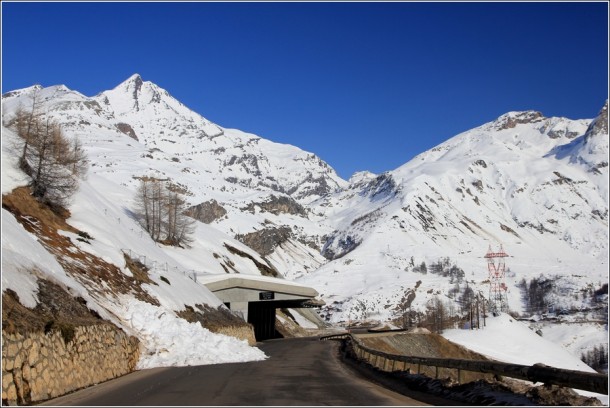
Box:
[111,297,266,369]
[443,313,607,404]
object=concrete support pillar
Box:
[230,302,249,321]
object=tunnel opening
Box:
[247,301,283,341]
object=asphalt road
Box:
[40,337,449,406]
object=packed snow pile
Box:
[443,313,607,404]
[443,313,595,372]
[108,297,266,369]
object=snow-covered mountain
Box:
[2,75,607,375]
[2,75,346,276]
[301,105,608,324]
[1,75,348,368]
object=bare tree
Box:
[459,286,475,315]
[517,276,554,315]
[13,91,42,175]
[12,108,88,208]
[425,296,453,333]
[134,178,195,247]
[151,179,164,241]
[134,177,154,236]
[61,138,89,178]
[165,188,195,246]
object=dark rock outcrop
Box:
[321,234,361,260]
[585,100,608,143]
[359,173,399,201]
[236,226,292,257]
[116,122,138,141]
[494,111,545,130]
[244,195,307,217]
[223,243,280,278]
[186,200,227,224]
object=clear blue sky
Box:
[2,2,608,179]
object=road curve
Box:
[41,337,447,406]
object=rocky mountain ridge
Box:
[300,101,607,326]
[2,76,607,328]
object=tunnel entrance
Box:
[247,299,321,341]
[248,301,282,341]
[200,275,324,342]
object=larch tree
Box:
[12,104,88,209]
[14,91,42,175]
[165,189,195,247]
[135,177,155,237]
[134,178,195,247]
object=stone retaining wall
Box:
[2,324,140,405]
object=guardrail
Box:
[320,333,608,394]
[320,333,350,341]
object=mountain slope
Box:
[299,104,608,324]
[93,73,347,203]
[2,76,346,277]
[1,117,270,367]
[2,76,607,377]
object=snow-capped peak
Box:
[348,171,377,187]
[2,84,43,99]
[126,72,144,84]
[487,110,546,131]
[119,73,145,103]
[100,73,167,114]
[94,74,225,140]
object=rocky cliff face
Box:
[236,226,292,257]
[186,200,227,224]
[584,100,608,144]
[493,110,545,130]
[243,195,307,217]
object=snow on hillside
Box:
[2,76,607,382]
[299,106,608,325]
[1,199,267,368]
[443,313,608,404]
[444,314,595,371]
[296,104,608,383]
[1,77,345,279]
[1,125,267,367]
